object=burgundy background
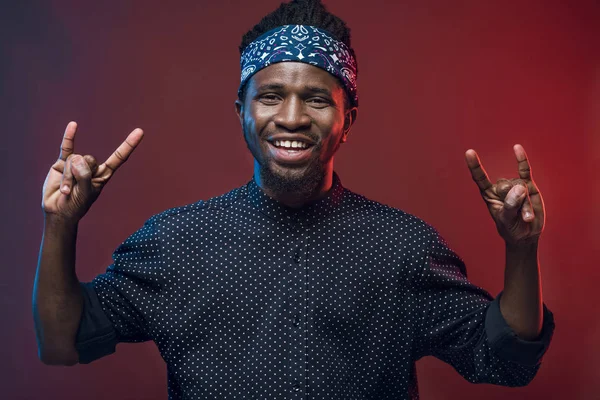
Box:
[1,0,599,399]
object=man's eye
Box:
[308,98,330,106]
[260,94,280,102]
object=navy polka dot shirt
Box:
[76,173,554,399]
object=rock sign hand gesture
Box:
[42,122,144,223]
[465,144,545,246]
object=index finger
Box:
[102,128,144,172]
[513,144,532,180]
[465,149,493,192]
[59,121,77,161]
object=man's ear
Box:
[235,99,244,126]
[340,107,357,143]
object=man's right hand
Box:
[41,121,144,224]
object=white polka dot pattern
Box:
[78,174,554,399]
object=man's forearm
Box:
[33,215,83,365]
[499,240,543,341]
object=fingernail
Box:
[61,185,69,193]
[525,211,532,219]
[515,186,525,195]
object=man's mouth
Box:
[271,139,311,150]
[266,138,315,164]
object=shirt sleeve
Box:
[75,216,164,364]
[413,227,555,387]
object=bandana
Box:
[239,25,358,106]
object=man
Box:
[33,0,554,398]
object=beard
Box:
[260,158,326,202]
[244,126,338,203]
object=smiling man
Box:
[237,60,355,206]
[236,19,358,207]
[33,0,554,399]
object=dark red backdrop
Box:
[1,0,598,399]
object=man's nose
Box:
[273,97,311,131]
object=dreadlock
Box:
[238,0,357,108]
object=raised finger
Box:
[60,154,75,195]
[59,121,78,161]
[102,128,144,172]
[514,144,532,180]
[465,149,493,192]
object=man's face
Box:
[235,62,355,196]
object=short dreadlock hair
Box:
[238,0,357,109]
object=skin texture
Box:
[235,62,357,207]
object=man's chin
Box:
[261,161,324,199]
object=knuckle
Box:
[84,154,97,165]
[114,149,128,162]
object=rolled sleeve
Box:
[485,292,555,367]
[74,216,165,364]
[75,282,118,364]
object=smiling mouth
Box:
[269,139,313,150]
[266,139,314,164]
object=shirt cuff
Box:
[485,291,555,367]
[75,282,118,364]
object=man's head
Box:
[235,0,358,202]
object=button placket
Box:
[293,247,301,263]
[288,234,306,396]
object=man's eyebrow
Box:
[255,84,333,97]
[305,86,332,96]
[256,83,285,92]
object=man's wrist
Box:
[43,213,79,232]
[505,238,539,255]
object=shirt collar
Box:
[246,172,345,227]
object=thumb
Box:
[71,155,93,198]
[500,184,527,224]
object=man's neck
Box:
[254,165,334,209]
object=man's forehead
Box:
[247,62,344,94]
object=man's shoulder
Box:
[142,182,250,227]
[342,187,436,237]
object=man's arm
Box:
[500,241,543,340]
[465,145,547,341]
[414,227,554,386]
[33,216,82,365]
[33,121,144,365]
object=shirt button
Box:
[293,314,300,327]
[292,382,301,392]
[293,248,301,263]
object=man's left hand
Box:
[465,144,545,246]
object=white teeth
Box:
[272,139,309,149]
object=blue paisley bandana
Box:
[239,25,358,106]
